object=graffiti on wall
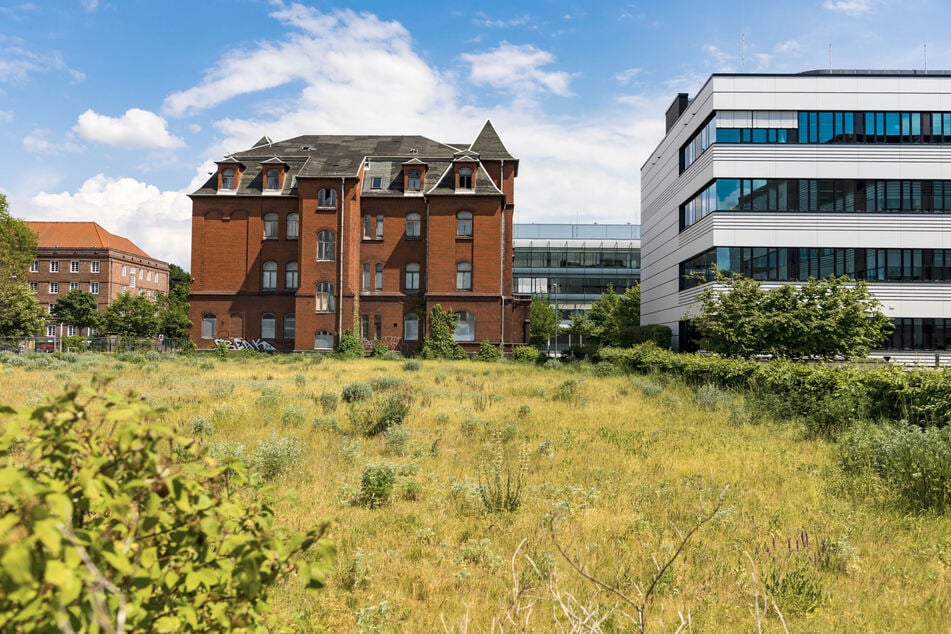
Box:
[214,337,278,353]
[362,336,408,353]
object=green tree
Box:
[103,292,160,337]
[0,283,47,338]
[528,294,557,347]
[568,284,640,347]
[420,304,467,360]
[691,273,892,359]
[0,194,45,338]
[52,289,101,332]
[157,263,191,339]
[0,380,333,632]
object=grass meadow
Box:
[2,351,950,632]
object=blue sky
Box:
[1,0,947,268]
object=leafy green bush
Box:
[511,345,540,363]
[342,381,373,403]
[358,463,396,508]
[419,305,467,360]
[619,324,673,349]
[839,421,951,512]
[319,390,339,413]
[477,340,503,362]
[693,383,728,411]
[402,359,422,372]
[252,434,305,480]
[478,434,528,513]
[370,342,390,358]
[281,404,307,427]
[335,328,364,358]
[382,426,410,456]
[350,392,413,437]
[0,382,332,632]
[370,376,405,391]
[189,415,215,436]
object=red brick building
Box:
[189,121,529,353]
[27,221,170,337]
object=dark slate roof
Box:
[426,163,503,196]
[192,123,513,196]
[470,120,514,160]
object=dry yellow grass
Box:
[2,351,949,632]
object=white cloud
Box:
[29,175,191,267]
[74,108,185,149]
[822,0,875,15]
[473,12,532,28]
[615,68,642,85]
[160,2,671,239]
[81,0,99,12]
[0,110,13,122]
[461,42,572,97]
[23,128,84,153]
[0,44,84,83]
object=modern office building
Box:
[27,221,170,337]
[641,70,951,352]
[513,223,640,317]
[189,122,529,353]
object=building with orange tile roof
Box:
[27,221,169,337]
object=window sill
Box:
[217,190,237,195]
[262,190,282,196]
[317,205,336,210]
[456,235,473,241]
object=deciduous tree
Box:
[690,273,892,359]
[0,194,45,338]
[52,288,101,332]
[528,294,557,347]
[103,292,159,338]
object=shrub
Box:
[543,358,562,370]
[252,435,305,480]
[402,359,422,372]
[619,324,673,349]
[477,340,503,362]
[189,415,215,436]
[632,377,663,397]
[693,383,728,411]
[0,382,332,632]
[338,548,372,591]
[478,432,528,513]
[382,426,410,456]
[370,376,405,391]
[358,463,396,508]
[335,328,364,358]
[350,391,413,437]
[256,385,282,408]
[319,390,339,413]
[342,381,373,403]
[419,305,467,360]
[592,361,619,377]
[839,421,951,512]
[370,342,390,358]
[281,404,307,427]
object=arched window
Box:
[318,188,336,207]
[456,211,473,237]
[286,213,299,239]
[263,213,278,239]
[315,331,334,350]
[454,311,475,342]
[283,313,296,340]
[201,313,216,339]
[407,170,421,192]
[406,213,421,239]
[456,261,472,291]
[403,313,419,341]
[458,167,473,189]
[285,261,299,289]
[316,282,334,312]
[261,313,276,339]
[266,168,280,190]
[221,168,235,190]
[405,262,420,291]
[262,261,277,289]
[317,230,335,261]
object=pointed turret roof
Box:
[469,120,514,160]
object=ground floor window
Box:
[454,310,475,342]
[202,313,216,339]
[315,331,334,350]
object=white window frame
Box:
[202,313,216,339]
[456,261,472,291]
[456,211,473,237]
[405,262,420,291]
[90,282,100,295]
[91,261,100,273]
[316,282,334,312]
[283,313,296,340]
[317,230,335,261]
[262,261,277,290]
[403,314,419,341]
[261,313,276,339]
[287,213,300,239]
[406,213,421,240]
[50,261,60,273]
[30,260,38,273]
[454,310,475,342]
[318,188,336,208]
[49,281,59,294]
[70,260,80,273]
[285,261,299,289]
[263,213,279,240]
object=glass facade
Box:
[513,224,640,313]
[680,246,951,290]
[681,178,951,230]
[886,318,951,350]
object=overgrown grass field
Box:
[2,351,949,632]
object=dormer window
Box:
[266,169,280,190]
[458,167,473,190]
[318,188,337,208]
[370,176,383,190]
[221,168,235,189]
[407,171,421,192]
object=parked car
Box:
[35,340,55,353]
